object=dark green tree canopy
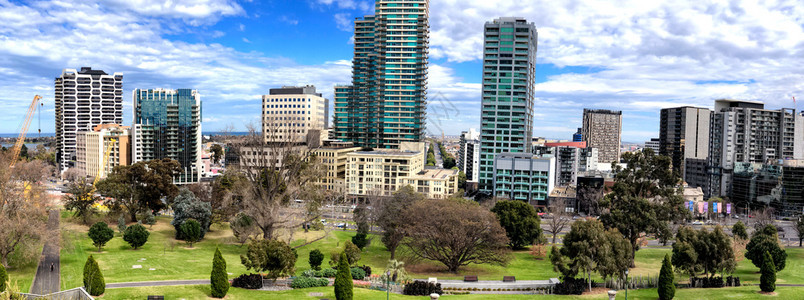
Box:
[171,188,212,240]
[732,220,748,240]
[658,254,675,300]
[123,224,150,250]
[334,252,353,300]
[210,247,229,298]
[759,251,776,293]
[64,178,100,224]
[88,222,115,252]
[240,239,298,281]
[491,200,544,249]
[672,226,736,278]
[97,159,181,222]
[745,225,787,272]
[308,249,324,271]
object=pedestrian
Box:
[50,262,54,272]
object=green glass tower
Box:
[334,0,429,149]
[478,17,538,193]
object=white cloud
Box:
[239,23,245,31]
[334,13,352,32]
[102,0,244,24]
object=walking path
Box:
[106,279,210,289]
[30,210,61,294]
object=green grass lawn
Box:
[3,248,40,293]
[98,285,804,299]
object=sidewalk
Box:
[30,210,61,294]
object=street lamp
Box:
[625,270,629,299]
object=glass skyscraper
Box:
[333,0,429,149]
[478,17,538,193]
[132,88,202,184]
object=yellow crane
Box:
[10,95,42,167]
[93,138,117,188]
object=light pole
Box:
[625,270,629,299]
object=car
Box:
[320,219,327,224]
[692,221,703,225]
[337,223,346,228]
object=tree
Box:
[210,172,246,225]
[751,208,775,231]
[545,197,571,245]
[96,159,181,222]
[210,248,229,298]
[63,178,100,224]
[240,239,297,281]
[0,158,50,268]
[351,233,368,250]
[180,219,202,247]
[491,200,544,249]
[230,213,258,246]
[759,251,776,293]
[600,149,687,267]
[745,225,787,271]
[309,249,324,271]
[88,222,114,252]
[83,255,105,296]
[457,171,467,190]
[334,252,353,300]
[210,144,224,164]
[402,197,510,273]
[550,219,631,292]
[672,226,736,280]
[658,254,675,300]
[794,217,804,247]
[732,220,748,240]
[171,189,212,240]
[352,205,370,235]
[143,210,156,228]
[0,263,6,293]
[381,260,409,283]
[123,224,150,250]
[18,144,27,160]
[117,215,127,233]
[331,240,361,267]
[376,186,423,259]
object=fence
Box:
[601,274,659,290]
[21,287,94,300]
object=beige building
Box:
[76,124,131,181]
[346,142,458,199]
[262,86,328,144]
[582,109,622,164]
[313,142,361,194]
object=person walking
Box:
[50,262,54,272]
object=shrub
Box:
[745,226,787,271]
[143,210,156,228]
[122,224,150,249]
[240,239,298,281]
[726,276,741,287]
[171,189,212,240]
[732,221,748,240]
[0,263,7,292]
[552,277,589,295]
[530,243,546,260]
[231,274,263,289]
[658,254,675,300]
[82,255,105,296]
[334,252,353,300]
[290,276,329,289]
[350,267,366,280]
[760,251,776,292]
[403,280,443,296]
[302,269,317,278]
[180,219,202,247]
[309,249,324,271]
[351,233,369,250]
[690,276,724,288]
[88,222,115,252]
[357,265,372,277]
[320,268,338,278]
[210,248,229,298]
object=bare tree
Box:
[402,197,510,273]
[545,197,571,245]
[751,207,775,232]
[224,122,330,240]
[0,156,51,267]
[62,167,82,182]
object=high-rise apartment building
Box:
[582,109,622,164]
[659,106,711,176]
[132,88,202,184]
[55,67,123,172]
[645,138,661,153]
[458,128,481,184]
[76,124,131,181]
[262,85,328,144]
[700,99,803,197]
[478,17,538,193]
[333,0,430,149]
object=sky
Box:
[0,0,803,142]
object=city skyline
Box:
[1,0,803,142]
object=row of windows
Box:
[266,98,310,102]
[266,110,310,115]
[266,104,311,109]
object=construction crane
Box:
[10,95,43,167]
[93,138,117,188]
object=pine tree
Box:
[83,255,105,296]
[658,254,675,300]
[210,248,229,298]
[760,251,776,293]
[0,263,7,293]
[334,252,353,300]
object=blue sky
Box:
[1,0,803,142]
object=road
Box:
[432,142,444,168]
[30,210,60,294]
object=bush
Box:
[760,251,776,292]
[302,269,317,278]
[357,265,372,277]
[334,252,353,300]
[290,276,329,289]
[88,222,115,252]
[745,226,787,271]
[690,276,724,288]
[552,277,589,295]
[0,263,7,293]
[210,248,229,298]
[171,189,212,240]
[231,273,263,289]
[402,280,443,296]
[320,268,338,278]
[83,255,105,296]
[351,233,369,250]
[180,219,202,247]
[309,249,324,271]
[123,224,150,249]
[143,210,156,227]
[726,276,741,287]
[350,267,366,280]
[732,221,748,240]
[658,254,675,300]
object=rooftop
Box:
[349,150,421,157]
[412,167,459,180]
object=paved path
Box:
[106,279,210,289]
[30,210,60,294]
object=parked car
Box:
[337,223,346,228]
[692,221,704,225]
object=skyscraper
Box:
[478,17,538,193]
[333,0,430,149]
[659,106,711,176]
[582,109,622,164]
[132,88,202,184]
[55,67,123,172]
[458,128,481,184]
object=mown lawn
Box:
[3,245,41,293]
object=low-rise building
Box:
[492,153,556,207]
[76,124,131,181]
[313,142,361,195]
